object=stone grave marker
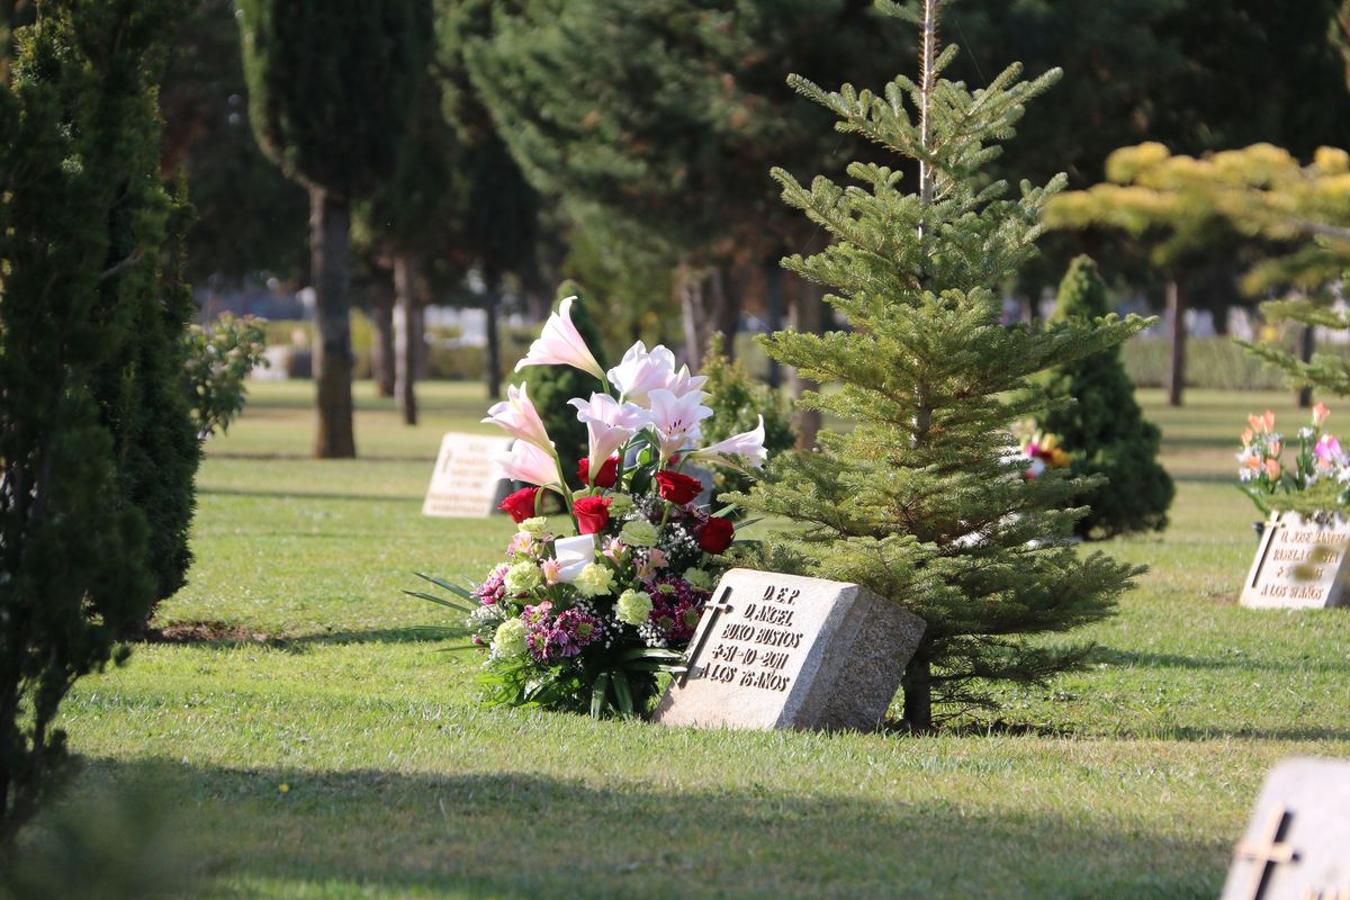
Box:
[1241,512,1350,609]
[653,568,925,732]
[422,432,513,518]
[1220,757,1350,900]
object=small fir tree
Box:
[1042,256,1173,538]
[735,0,1147,730]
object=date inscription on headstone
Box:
[654,569,925,732]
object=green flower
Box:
[619,518,659,547]
[615,589,653,625]
[608,493,635,516]
[491,619,528,658]
[573,562,616,598]
[504,560,543,595]
[683,567,713,590]
[519,516,551,538]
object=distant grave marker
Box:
[653,568,925,732]
[1220,757,1350,900]
[422,432,513,518]
[1242,513,1350,609]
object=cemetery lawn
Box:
[34,382,1350,897]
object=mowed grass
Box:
[32,381,1350,897]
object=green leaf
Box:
[402,590,475,614]
[414,572,477,601]
[434,644,481,653]
[611,671,634,717]
[590,672,612,719]
[619,646,684,663]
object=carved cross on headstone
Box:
[1233,806,1300,900]
[676,585,734,687]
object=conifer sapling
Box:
[734,0,1149,730]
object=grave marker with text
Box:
[1242,513,1350,609]
[653,568,925,732]
[422,432,513,518]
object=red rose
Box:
[498,486,540,523]
[573,495,612,535]
[577,455,620,489]
[655,470,702,505]
[696,517,735,554]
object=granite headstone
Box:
[653,568,925,732]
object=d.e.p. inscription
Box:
[653,569,925,732]
[1241,513,1350,609]
[421,432,513,518]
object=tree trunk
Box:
[370,274,395,398]
[1166,278,1186,408]
[901,657,933,733]
[484,278,503,400]
[310,187,356,458]
[680,266,706,370]
[710,265,741,362]
[787,281,823,449]
[1298,323,1316,409]
[764,258,784,388]
[393,252,421,426]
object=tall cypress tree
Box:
[736,0,1146,730]
[237,0,431,457]
[0,0,172,841]
[1042,256,1172,538]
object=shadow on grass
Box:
[54,756,1221,898]
[198,486,424,504]
[142,624,467,653]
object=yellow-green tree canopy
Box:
[1046,142,1350,293]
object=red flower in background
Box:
[696,517,735,554]
[577,455,620,488]
[655,470,702,505]
[499,487,540,523]
[574,495,612,535]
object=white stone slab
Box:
[653,568,924,732]
[1241,513,1350,609]
[421,432,513,518]
[1220,757,1350,900]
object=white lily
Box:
[691,415,767,470]
[482,383,554,455]
[497,440,561,488]
[646,388,713,460]
[569,392,648,474]
[514,296,606,383]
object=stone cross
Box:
[653,568,925,732]
[1230,807,1299,900]
[1220,758,1350,900]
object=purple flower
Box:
[474,564,509,606]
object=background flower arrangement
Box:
[410,298,767,718]
[1236,403,1350,516]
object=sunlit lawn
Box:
[27,380,1350,897]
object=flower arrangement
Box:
[1018,429,1071,479]
[1237,403,1350,514]
[409,298,766,718]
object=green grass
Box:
[27,382,1350,897]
